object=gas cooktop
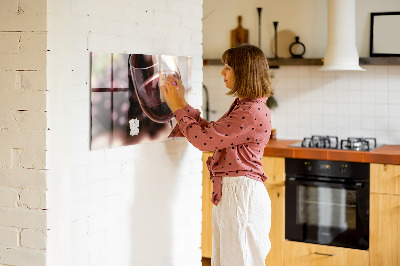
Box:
[289,135,383,151]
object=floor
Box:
[202,257,211,266]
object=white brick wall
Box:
[0,0,48,265]
[47,1,203,266]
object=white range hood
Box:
[320,0,365,71]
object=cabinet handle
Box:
[314,252,335,257]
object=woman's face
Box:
[220,64,235,89]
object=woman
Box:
[161,44,273,266]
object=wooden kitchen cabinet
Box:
[370,163,400,266]
[284,241,369,266]
[370,193,400,266]
[264,184,285,266]
[262,156,285,266]
[370,163,400,195]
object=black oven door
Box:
[285,177,369,250]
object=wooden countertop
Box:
[263,139,400,165]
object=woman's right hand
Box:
[170,76,187,108]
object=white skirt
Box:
[212,176,271,266]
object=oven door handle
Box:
[287,177,364,189]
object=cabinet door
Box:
[370,193,400,266]
[284,241,369,266]
[262,156,285,185]
[370,163,400,195]
[264,185,284,266]
[202,152,213,258]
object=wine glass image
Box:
[129,54,182,123]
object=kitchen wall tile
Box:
[323,86,336,103]
[272,67,286,78]
[361,90,374,103]
[296,127,312,138]
[286,77,299,89]
[322,70,335,78]
[336,128,349,140]
[374,77,388,91]
[286,126,301,139]
[349,116,362,129]
[362,116,375,130]
[311,127,325,136]
[298,89,313,103]
[388,75,400,91]
[388,131,400,143]
[323,127,337,136]
[348,90,362,103]
[374,117,389,130]
[388,117,400,131]
[285,66,298,77]
[323,103,336,115]
[311,86,323,101]
[336,103,349,116]
[349,128,362,137]
[336,90,349,103]
[298,77,311,89]
[362,129,375,138]
[298,102,312,115]
[323,115,336,129]
[311,101,324,114]
[388,91,400,104]
[361,74,374,91]
[361,104,375,116]
[298,67,311,78]
[310,77,324,90]
[348,103,362,116]
[310,66,323,77]
[348,71,362,90]
[374,90,388,104]
[287,113,300,127]
[374,130,389,144]
[336,115,348,128]
[362,65,375,74]
[311,114,324,128]
[374,65,388,77]
[273,75,286,90]
[335,72,349,90]
[375,104,389,117]
[387,65,400,76]
[388,104,400,117]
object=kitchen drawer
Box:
[284,241,369,266]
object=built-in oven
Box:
[285,158,369,250]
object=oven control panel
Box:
[286,158,369,180]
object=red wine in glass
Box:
[129,54,181,123]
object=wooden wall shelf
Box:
[359,57,400,65]
[203,57,400,67]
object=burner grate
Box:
[340,137,377,151]
[301,135,339,149]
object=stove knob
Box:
[340,164,347,174]
[305,162,312,171]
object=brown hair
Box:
[221,44,273,99]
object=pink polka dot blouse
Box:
[169,97,271,206]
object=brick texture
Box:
[0,0,47,264]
